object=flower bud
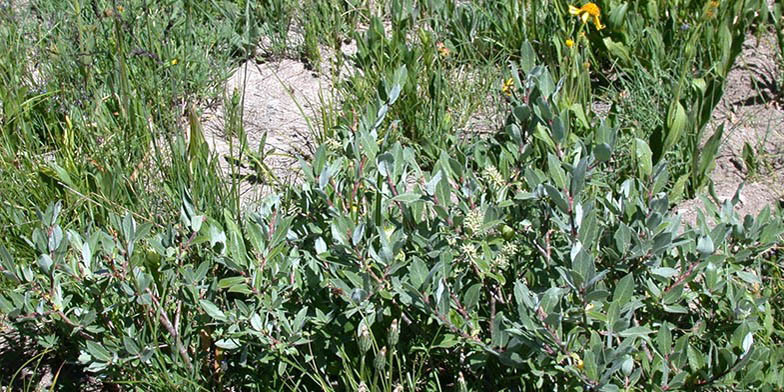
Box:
[359,323,372,354]
[388,319,399,347]
[374,346,387,372]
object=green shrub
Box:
[2,58,783,391]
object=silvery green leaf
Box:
[651,268,678,279]
[85,341,112,363]
[48,225,63,253]
[392,193,420,203]
[742,332,753,354]
[696,235,714,256]
[200,299,226,321]
[215,339,240,350]
[619,326,653,338]
[37,254,53,275]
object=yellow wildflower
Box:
[705,0,719,19]
[570,352,584,369]
[502,77,515,96]
[565,38,575,48]
[171,58,179,65]
[436,42,450,58]
[569,2,605,30]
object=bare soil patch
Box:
[676,29,784,226]
[202,58,332,206]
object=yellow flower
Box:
[570,352,584,369]
[565,38,575,48]
[171,58,179,65]
[569,2,605,30]
[502,78,515,96]
[705,0,719,19]
[436,42,450,58]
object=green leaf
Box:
[463,283,482,311]
[544,184,569,214]
[603,37,632,65]
[736,271,761,285]
[199,299,226,321]
[651,268,678,279]
[633,138,652,180]
[614,224,631,255]
[742,142,757,173]
[123,337,140,356]
[657,322,672,355]
[694,124,724,191]
[619,326,653,338]
[85,341,113,363]
[686,344,704,371]
[663,101,687,160]
[613,273,634,305]
[670,174,689,203]
[547,154,566,190]
[218,276,246,289]
[520,41,537,73]
[594,143,612,162]
[570,158,587,197]
[391,192,420,203]
[228,284,253,295]
[696,236,714,257]
[742,332,753,354]
[215,339,240,350]
[37,254,53,275]
[409,258,428,289]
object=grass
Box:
[1,0,783,390]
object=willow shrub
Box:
[2,60,783,391]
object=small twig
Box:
[146,288,193,370]
[663,261,699,294]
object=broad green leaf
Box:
[613,273,634,305]
[37,254,53,275]
[85,341,112,363]
[663,101,687,160]
[619,326,654,338]
[463,283,482,311]
[657,322,672,355]
[547,154,566,190]
[696,235,714,257]
[634,138,652,180]
[520,41,537,73]
[392,192,420,203]
[544,184,569,214]
[218,276,246,289]
[200,299,226,321]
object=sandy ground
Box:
[201,58,333,207]
[675,29,784,226]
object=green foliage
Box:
[3,57,784,390]
[599,0,767,198]
[2,1,784,391]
